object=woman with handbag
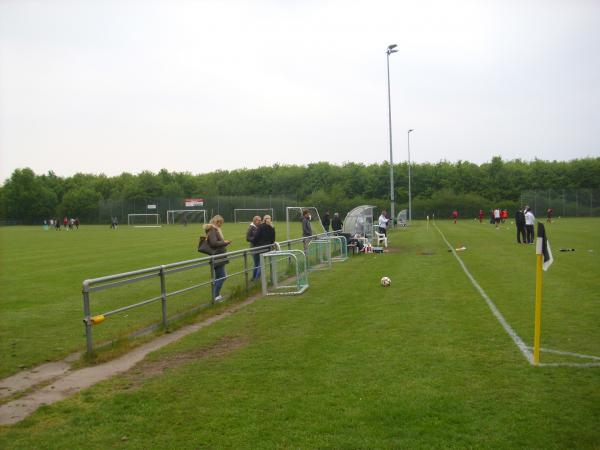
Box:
[202,215,231,302]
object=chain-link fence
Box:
[98,195,299,225]
[520,189,600,217]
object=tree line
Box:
[1,156,599,224]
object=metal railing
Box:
[81,232,341,354]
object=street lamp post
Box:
[408,128,414,222]
[386,44,398,226]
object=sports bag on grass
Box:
[198,236,215,255]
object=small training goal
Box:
[166,209,206,225]
[233,208,275,223]
[128,214,161,227]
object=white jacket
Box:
[525,211,535,226]
[378,215,388,229]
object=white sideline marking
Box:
[434,223,600,368]
[434,224,533,364]
[525,347,600,361]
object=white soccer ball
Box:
[380,276,391,287]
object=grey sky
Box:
[1,0,599,182]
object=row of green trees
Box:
[1,156,599,224]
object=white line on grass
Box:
[434,223,600,368]
[434,223,533,364]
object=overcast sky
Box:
[1,0,599,182]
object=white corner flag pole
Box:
[533,223,553,365]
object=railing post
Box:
[243,250,249,294]
[82,283,93,355]
[260,253,267,296]
[160,265,168,329]
[210,259,216,304]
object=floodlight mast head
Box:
[386,43,398,227]
[386,44,398,55]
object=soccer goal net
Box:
[166,209,206,225]
[233,208,275,223]
[128,214,161,227]
[307,239,332,271]
[260,250,309,296]
[285,206,325,241]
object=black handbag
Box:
[198,236,215,255]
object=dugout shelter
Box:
[342,205,375,241]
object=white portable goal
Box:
[127,214,162,227]
[166,209,206,225]
[307,239,332,271]
[260,250,309,296]
[285,206,325,241]
[233,208,275,223]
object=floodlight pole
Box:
[386,44,398,227]
[408,128,414,222]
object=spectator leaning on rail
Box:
[204,215,231,302]
[246,216,262,281]
[252,215,276,281]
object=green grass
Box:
[0,222,291,377]
[1,219,599,448]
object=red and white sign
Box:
[185,198,204,207]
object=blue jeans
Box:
[252,253,261,280]
[213,264,226,298]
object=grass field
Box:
[1,219,599,448]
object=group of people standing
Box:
[200,209,343,302]
[200,213,276,302]
[515,206,536,244]
[320,211,343,233]
[46,217,79,231]
[246,214,276,281]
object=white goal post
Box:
[166,209,206,225]
[127,214,161,227]
[285,206,325,241]
[233,208,275,223]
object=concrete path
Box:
[0,296,258,426]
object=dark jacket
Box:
[321,214,331,231]
[331,216,342,231]
[302,216,312,237]
[252,223,276,252]
[246,223,258,245]
[515,210,526,227]
[204,223,230,266]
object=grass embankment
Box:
[1,219,599,448]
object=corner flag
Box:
[536,223,553,271]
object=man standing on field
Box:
[302,209,313,253]
[525,207,536,244]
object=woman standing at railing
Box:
[204,215,231,302]
[252,215,276,281]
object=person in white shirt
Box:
[378,211,389,236]
[493,208,501,229]
[524,207,536,244]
